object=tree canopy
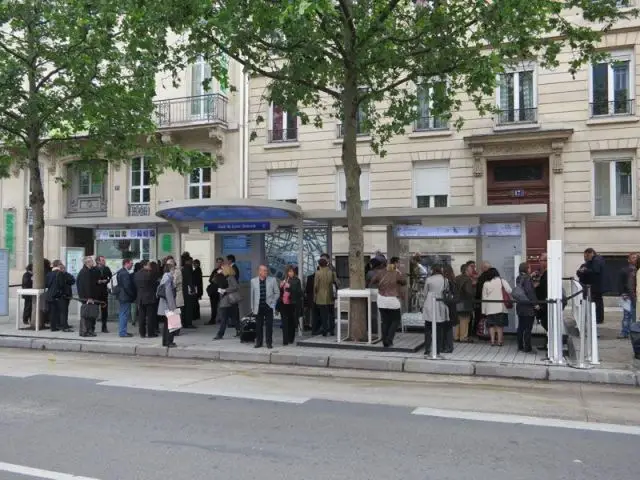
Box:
[0,0,213,314]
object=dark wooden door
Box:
[487,159,550,268]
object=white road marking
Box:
[0,461,101,479]
[96,380,311,404]
[411,407,640,436]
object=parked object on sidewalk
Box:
[238,314,257,343]
[630,323,640,360]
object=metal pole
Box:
[546,300,553,359]
[555,300,565,365]
[590,301,600,365]
[430,295,437,360]
[577,299,586,368]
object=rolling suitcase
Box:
[239,314,257,343]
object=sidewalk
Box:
[1,298,638,387]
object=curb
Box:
[0,336,638,387]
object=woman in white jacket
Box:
[422,264,449,355]
[481,267,512,347]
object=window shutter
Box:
[191,63,202,96]
[414,162,450,197]
[268,171,298,201]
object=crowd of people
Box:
[21,245,634,355]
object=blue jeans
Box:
[118,302,131,337]
[215,307,232,338]
[621,301,636,337]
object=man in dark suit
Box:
[21,264,33,325]
[77,256,101,336]
[181,252,196,329]
[96,256,112,333]
[134,260,158,338]
[193,259,204,321]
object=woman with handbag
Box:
[279,265,303,346]
[158,260,179,348]
[370,259,407,348]
[213,265,241,340]
[481,267,513,347]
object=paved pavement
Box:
[0,350,639,480]
[1,297,638,386]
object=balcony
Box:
[589,99,635,118]
[66,168,107,218]
[337,122,369,138]
[494,107,538,127]
[268,127,298,143]
[414,116,448,132]
[153,94,228,129]
[128,203,151,216]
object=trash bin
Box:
[630,322,640,360]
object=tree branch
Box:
[315,10,347,59]
[358,0,402,46]
[205,36,342,100]
[0,37,29,64]
[336,0,357,40]
[0,123,27,142]
[36,66,66,91]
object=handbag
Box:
[156,282,166,299]
[500,279,514,309]
[166,310,182,332]
[81,303,100,320]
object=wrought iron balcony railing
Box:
[153,94,228,128]
[589,98,635,118]
[337,122,369,138]
[128,203,151,216]
[268,128,298,143]
[494,107,538,126]
[414,116,448,132]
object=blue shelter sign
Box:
[203,221,271,232]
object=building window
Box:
[268,170,298,203]
[338,89,369,137]
[593,158,633,217]
[190,57,213,117]
[496,68,536,125]
[79,171,103,196]
[415,82,448,131]
[413,162,450,208]
[337,168,370,210]
[188,167,212,199]
[590,51,634,117]
[268,104,298,142]
[130,157,151,204]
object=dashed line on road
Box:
[411,407,640,436]
[0,461,101,480]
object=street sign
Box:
[203,221,271,232]
[513,189,525,198]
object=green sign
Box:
[160,233,173,256]
[3,210,15,268]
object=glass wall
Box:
[264,226,328,281]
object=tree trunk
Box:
[28,151,46,329]
[341,76,367,342]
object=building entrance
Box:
[487,159,550,268]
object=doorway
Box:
[487,159,550,268]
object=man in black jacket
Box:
[193,259,204,321]
[207,257,225,325]
[77,256,101,336]
[96,256,112,333]
[181,253,196,329]
[134,260,158,338]
[21,264,33,325]
[577,248,606,324]
[226,254,240,329]
[45,260,72,333]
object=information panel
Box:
[0,249,9,316]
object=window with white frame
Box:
[130,156,150,204]
[78,170,103,196]
[416,81,448,131]
[590,51,634,117]
[269,104,298,142]
[413,161,450,208]
[338,88,369,137]
[337,168,370,210]
[496,66,536,125]
[593,157,633,217]
[190,57,213,117]
[268,170,298,203]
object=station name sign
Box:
[203,221,271,232]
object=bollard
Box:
[577,299,587,369]
[590,301,600,365]
[429,295,438,360]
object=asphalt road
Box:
[0,351,639,480]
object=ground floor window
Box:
[334,255,371,287]
[95,230,154,271]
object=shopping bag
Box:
[166,310,182,333]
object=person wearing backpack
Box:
[514,262,538,353]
